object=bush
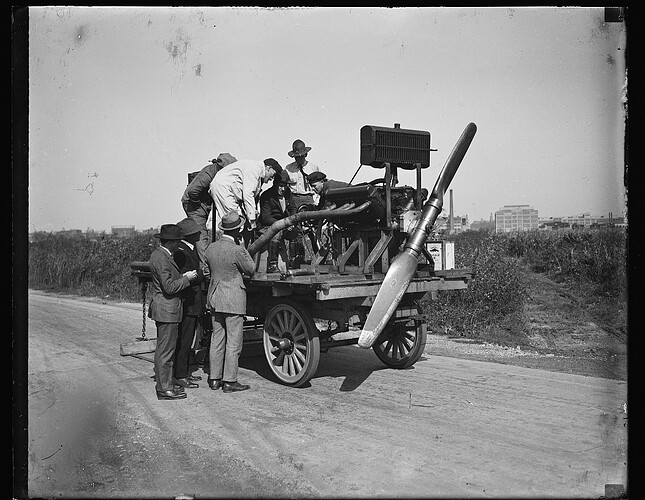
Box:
[422,227,627,343]
[29,233,156,302]
[421,231,529,342]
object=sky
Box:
[26,6,627,233]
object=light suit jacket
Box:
[149,246,191,323]
[209,159,266,224]
[205,236,256,315]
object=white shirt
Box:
[284,160,320,196]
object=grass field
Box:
[28,227,627,346]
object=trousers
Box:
[209,312,244,383]
[154,321,179,392]
[174,314,197,379]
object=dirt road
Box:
[24,291,627,498]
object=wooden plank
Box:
[314,278,467,300]
[120,338,157,356]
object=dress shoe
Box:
[207,379,223,390]
[188,374,202,382]
[266,263,280,273]
[156,389,187,400]
[173,384,185,392]
[175,377,199,389]
[222,381,250,393]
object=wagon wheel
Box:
[263,300,320,387]
[372,319,427,369]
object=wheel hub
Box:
[277,334,294,354]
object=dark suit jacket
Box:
[205,237,255,315]
[149,246,191,323]
[259,186,296,227]
[173,241,205,317]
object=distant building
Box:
[111,225,136,237]
[539,212,626,230]
[435,215,469,235]
[495,205,539,233]
[55,229,84,239]
[469,219,495,232]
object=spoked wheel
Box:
[373,319,427,369]
[263,300,320,387]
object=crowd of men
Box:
[149,139,341,400]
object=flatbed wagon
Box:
[129,262,470,387]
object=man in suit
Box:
[149,224,198,400]
[259,170,297,273]
[204,211,255,393]
[181,153,237,263]
[172,218,207,390]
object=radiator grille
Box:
[360,125,431,169]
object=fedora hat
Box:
[276,170,296,186]
[218,211,245,232]
[154,224,183,240]
[176,217,201,237]
[288,139,311,158]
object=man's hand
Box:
[183,270,198,281]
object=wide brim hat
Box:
[218,211,245,231]
[288,139,311,158]
[176,217,201,237]
[154,224,183,240]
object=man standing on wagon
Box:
[181,153,237,262]
[149,224,198,400]
[284,139,320,210]
[204,211,256,393]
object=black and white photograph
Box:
[14,6,629,499]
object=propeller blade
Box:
[358,122,477,349]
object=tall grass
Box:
[421,227,627,342]
[28,227,627,342]
[28,234,156,302]
[421,231,530,342]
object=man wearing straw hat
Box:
[149,224,198,400]
[204,211,255,393]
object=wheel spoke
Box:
[287,311,297,333]
[276,311,287,332]
[383,339,394,357]
[273,351,285,366]
[291,322,304,341]
[401,336,413,352]
[294,345,306,363]
[287,355,295,376]
[269,318,281,336]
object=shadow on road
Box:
[238,343,406,392]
